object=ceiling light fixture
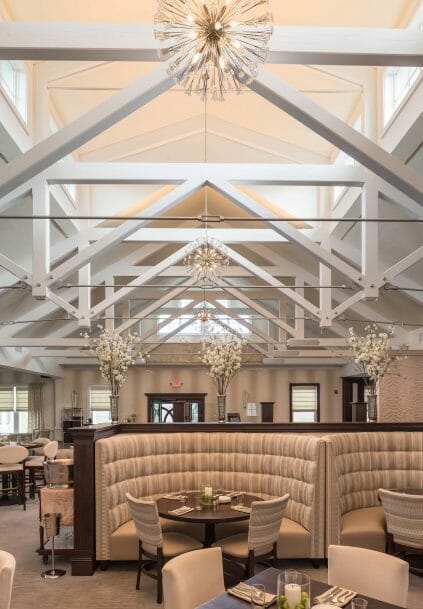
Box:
[154,0,273,101]
[184,235,229,284]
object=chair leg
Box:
[21,471,26,510]
[246,550,255,579]
[29,469,35,499]
[136,541,142,590]
[157,548,164,604]
[272,542,278,568]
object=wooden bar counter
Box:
[70,421,423,576]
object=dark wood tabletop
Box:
[198,567,402,609]
[157,492,262,546]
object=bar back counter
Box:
[71,422,423,576]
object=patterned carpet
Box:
[1,498,422,609]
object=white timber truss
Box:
[0,17,421,366]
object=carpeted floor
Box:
[1,497,422,609]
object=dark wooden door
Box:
[261,402,274,422]
[172,401,185,422]
[342,376,367,421]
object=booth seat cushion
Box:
[110,516,311,561]
[340,506,386,553]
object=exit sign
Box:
[170,380,183,388]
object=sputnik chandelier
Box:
[154,0,273,101]
[184,236,229,284]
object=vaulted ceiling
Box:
[0,0,421,374]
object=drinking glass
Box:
[237,493,245,507]
[179,490,187,503]
[351,599,368,609]
[277,570,310,609]
[194,493,203,511]
[251,584,266,609]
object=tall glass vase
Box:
[217,394,226,423]
[110,395,119,424]
[367,394,378,422]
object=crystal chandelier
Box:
[196,305,214,324]
[184,236,229,284]
[154,0,273,101]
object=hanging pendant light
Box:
[155,0,273,101]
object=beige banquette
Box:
[326,431,423,552]
[95,432,326,563]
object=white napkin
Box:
[163,494,185,501]
[313,587,356,607]
[231,505,251,514]
[168,506,194,515]
[228,584,276,606]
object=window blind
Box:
[16,387,29,411]
[0,387,14,411]
[90,387,110,412]
[291,385,318,411]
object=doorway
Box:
[146,393,206,423]
[342,376,369,421]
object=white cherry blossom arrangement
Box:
[200,334,245,395]
[84,329,141,395]
[348,324,402,393]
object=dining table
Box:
[156,491,262,547]
[197,567,401,609]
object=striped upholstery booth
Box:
[95,433,326,563]
[326,432,423,552]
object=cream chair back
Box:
[328,544,409,607]
[43,441,58,460]
[379,488,423,549]
[125,493,163,548]
[0,550,16,609]
[162,548,224,609]
[248,494,289,551]
[32,437,51,456]
[0,445,29,464]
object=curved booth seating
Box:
[95,433,326,563]
[326,431,423,552]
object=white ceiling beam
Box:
[1,23,421,66]
[47,179,202,287]
[0,254,31,283]
[0,65,173,199]
[32,179,50,299]
[210,300,279,345]
[214,279,297,337]
[211,180,362,284]
[287,338,349,348]
[144,318,194,355]
[115,280,197,334]
[0,338,86,347]
[381,245,423,284]
[89,244,192,318]
[47,162,364,186]
[224,245,321,319]
[250,69,423,204]
[361,177,379,299]
[86,228,289,244]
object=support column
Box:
[32,178,50,299]
[362,176,379,300]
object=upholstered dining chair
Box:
[328,544,409,607]
[0,550,16,609]
[162,548,225,609]
[125,492,203,603]
[379,488,423,575]
[31,437,51,456]
[212,494,289,578]
[0,445,29,510]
